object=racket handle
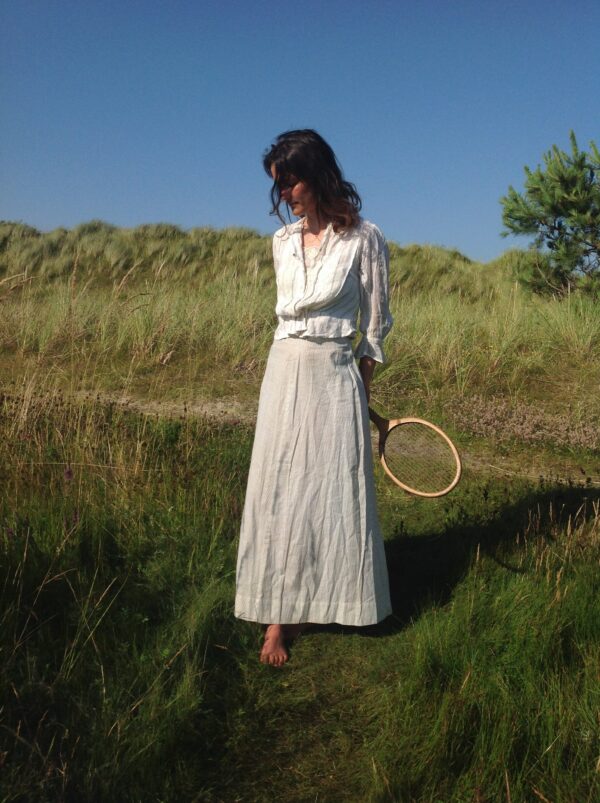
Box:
[368,406,387,432]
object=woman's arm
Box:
[359,355,376,403]
[354,223,394,366]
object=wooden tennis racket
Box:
[368,407,462,497]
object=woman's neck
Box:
[302,210,328,235]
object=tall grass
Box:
[2,390,598,802]
[380,287,600,406]
[0,246,275,401]
[2,223,599,799]
[369,500,600,802]
[2,224,599,415]
[0,391,252,800]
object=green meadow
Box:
[1,221,599,802]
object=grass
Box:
[1,390,598,802]
[0,392,252,800]
[1,223,599,801]
[2,223,600,420]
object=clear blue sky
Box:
[2,0,599,261]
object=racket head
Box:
[379,417,462,498]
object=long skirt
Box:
[234,336,391,626]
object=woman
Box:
[235,129,393,666]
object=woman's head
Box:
[263,129,361,231]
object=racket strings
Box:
[382,422,459,495]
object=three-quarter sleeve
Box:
[354,224,394,364]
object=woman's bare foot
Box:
[260,625,288,667]
[260,624,311,666]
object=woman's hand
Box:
[359,356,376,403]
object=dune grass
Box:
[1,223,599,801]
[2,223,600,420]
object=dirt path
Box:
[5,385,599,486]
[81,390,600,487]
[74,389,259,425]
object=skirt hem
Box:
[235,596,392,628]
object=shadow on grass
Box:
[308,481,600,641]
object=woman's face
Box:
[271,164,317,219]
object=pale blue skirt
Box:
[235,336,391,626]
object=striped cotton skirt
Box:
[235,336,391,627]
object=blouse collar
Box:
[285,218,334,259]
[289,218,333,241]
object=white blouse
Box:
[272,217,394,363]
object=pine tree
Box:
[501,132,600,291]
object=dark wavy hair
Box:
[263,129,362,232]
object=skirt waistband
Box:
[272,335,354,352]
